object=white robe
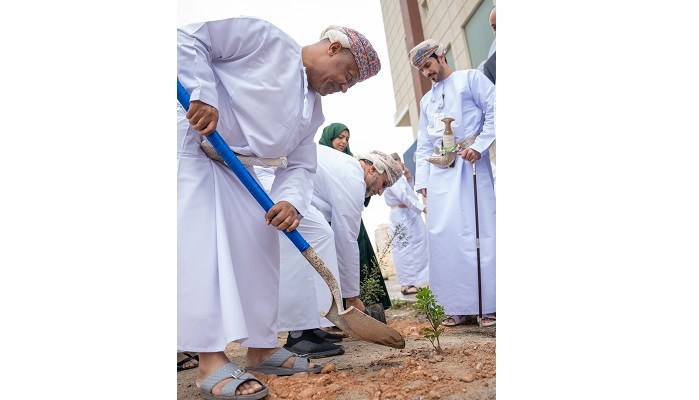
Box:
[415,69,496,316]
[383,176,430,287]
[254,166,342,331]
[311,145,366,298]
[177,17,324,352]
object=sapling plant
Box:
[414,286,446,354]
[359,222,411,305]
[359,263,385,306]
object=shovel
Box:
[177,80,405,349]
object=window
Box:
[444,45,455,69]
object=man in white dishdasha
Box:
[408,38,496,328]
[178,17,381,399]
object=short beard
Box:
[431,64,445,82]
[434,64,444,82]
[364,174,378,197]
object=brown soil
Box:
[177,303,496,399]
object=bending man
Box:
[178,17,381,399]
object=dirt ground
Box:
[177,302,496,399]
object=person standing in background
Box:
[479,5,496,85]
[408,38,496,327]
[383,153,430,296]
[478,5,497,186]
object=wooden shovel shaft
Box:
[299,247,351,331]
[302,248,404,349]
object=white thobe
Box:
[311,145,366,298]
[415,69,496,316]
[383,176,430,287]
[177,17,324,352]
[254,166,342,331]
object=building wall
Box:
[379,0,415,131]
[374,223,395,277]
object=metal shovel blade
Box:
[324,301,406,349]
[302,248,405,349]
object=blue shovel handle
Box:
[177,79,309,252]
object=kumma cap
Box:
[356,150,404,187]
[408,39,444,68]
[320,25,381,82]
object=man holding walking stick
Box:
[408,39,496,327]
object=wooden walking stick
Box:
[471,161,484,327]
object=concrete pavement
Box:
[383,273,429,304]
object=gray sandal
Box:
[245,347,323,376]
[199,362,268,400]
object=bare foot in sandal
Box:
[177,351,199,371]
[195,352,266,397]
[442,315,469,326]
[400,285,420,295]
[245,347,319,375]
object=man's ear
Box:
[328,41,343,56]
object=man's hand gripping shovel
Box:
[177,80,405,349]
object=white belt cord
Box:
[200,139,288,168]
